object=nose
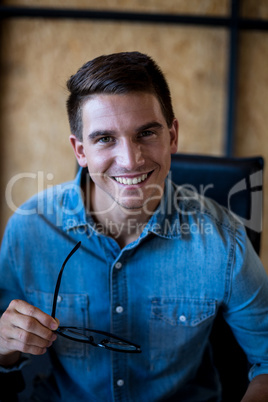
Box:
[116,140,145,170]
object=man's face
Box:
[70,92,178,215]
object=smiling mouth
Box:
[113,172,152,185]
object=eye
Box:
[98,136,114,144]
[138,130,154,138]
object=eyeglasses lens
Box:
[59,328,92,341]
[100,340,138,352]
[57,327,139,352]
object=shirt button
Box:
[179,315,186,322]
[115,306,124,314]
[117,379,124,387]
[115,262,122,269]
[57,295,62,303]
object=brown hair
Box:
[66,51,175,140]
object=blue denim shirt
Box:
[1,168,268,402]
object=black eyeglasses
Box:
[51,241,141,353]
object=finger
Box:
[14,324,57,347]
[15,327,56,349]
[1,304,56,343]
[0,313,57,350]
[0,300,59,358]
[10,300,58,330]
[0,333,53,356]
[11,312,57,342]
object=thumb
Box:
[54,318,60,328]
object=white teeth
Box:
[114,173,148,185]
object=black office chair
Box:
[170,153,264,401]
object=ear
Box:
[169,118,179,154]
[69,134,88,167]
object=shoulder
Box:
[173,183,247,242]
[5,178,80,232]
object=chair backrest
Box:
[170,153,264,254]
[169,153,264,401]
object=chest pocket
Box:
[26,290,90,358]
[150,297,216,369]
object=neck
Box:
[92,202,154,248]
[86,183,162,248]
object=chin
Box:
[115,200,145,213]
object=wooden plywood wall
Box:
[1,0,230,14]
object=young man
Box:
[0,52,268,401]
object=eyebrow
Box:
[135,121,164,133]
[87,130,115,141]
[87,121,164,141]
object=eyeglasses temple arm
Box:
[51,241,81,318]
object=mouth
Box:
[113,171,153,185]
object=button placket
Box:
[115,305,124,314]
[115,262,122,270]
[111,258,128,400]
[117,379,124,387]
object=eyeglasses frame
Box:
[51,241,141,353]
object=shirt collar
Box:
[140,177,182,239]
[62,167,88,232]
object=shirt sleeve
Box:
[0,216,26,310]
[0,357,28,398]
[0,355,30,374]
[223,223,268,381]
[0,218,30,396]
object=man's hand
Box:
[241,374,268,402]
[0,299,59,367]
